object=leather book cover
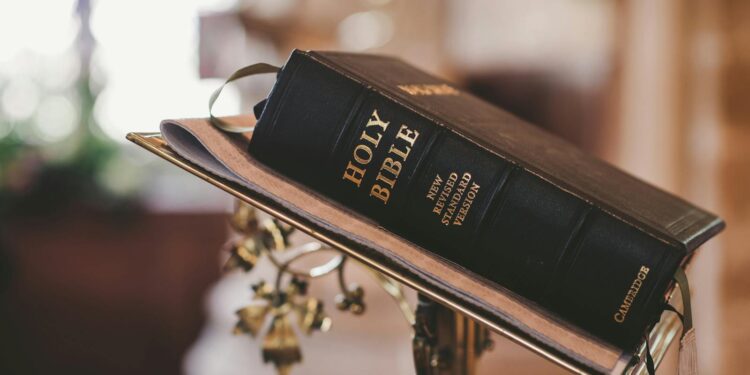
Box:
[247,50,724,352]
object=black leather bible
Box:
[248,50,724,351]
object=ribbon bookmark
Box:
[674,267,697,375]
[208,63,280,133]
[644,267,696,375]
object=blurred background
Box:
[0,0,747,374]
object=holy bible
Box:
[247,50,724,352]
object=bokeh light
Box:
[337,11,394,51]
[33,95,79,143]
[90,0,240,143]
[1,78,41,121]
[0,0,79,61]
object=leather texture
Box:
[248,50,724,352]
[160,116,626,374]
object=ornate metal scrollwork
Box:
[224,201,416,374]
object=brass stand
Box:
[413,294,493,375]
[226,202,427,374]
[127,132,684,374]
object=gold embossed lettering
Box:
[360,131,382,148]
[342,109,390,188]
[370,184,390,203]
[341,109,421,206]
[375,171,397,189]
[353,144,373,165]
[397,84,459,96]
[454,181,480,226]
[380,158,402,179]
[342,161,366,187]
[367,109,390,131]
[388,143,410,160]
[613,266,650,324]
[426,174,443,201]
[433,172,457,215]
[395,124,419,146]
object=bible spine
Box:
[249,51,681,350]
